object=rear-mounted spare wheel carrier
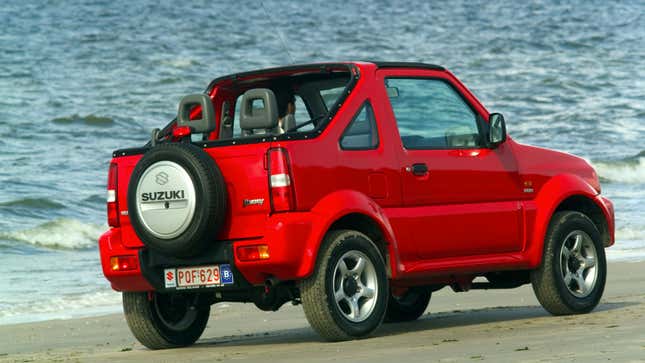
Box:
[128,143,227,257]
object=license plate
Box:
[164,264,234,289]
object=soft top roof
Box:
[206,63,355,93]
[205,61,445,92]
[366,61,445,71]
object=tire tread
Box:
[300,230,386,341]
[531,211,606,315]
[122,292,209,350]
[300,230,353,341]
[123,292,176,349]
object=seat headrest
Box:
[239,88,278,131]
[177,94,216,133]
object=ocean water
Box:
[0,0,643,325]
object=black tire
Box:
[123,292,210,350]
[531,211,607,315]
[384,287,431,323]
[127,143,227,257]
[299,230,388,341]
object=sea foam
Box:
[615,226,645,242]
[0,290,121,325]
[0,218,107,250]
[593,155,645,185]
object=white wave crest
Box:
[0,290,121,325]
[607,227,645,262]
[0,218,107,250]
[606,249,645,262]
[160,58,199,68]
[592,157,645,184]
[615,226,645,242]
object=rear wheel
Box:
[531,211,606,315]
[299,230,388,341]
[123,292,210,349]
[384,287,431,323]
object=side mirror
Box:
[177,94,216,134]
[488,113,507,147]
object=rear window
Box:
[153,66,356,146]
[213,69,352,141]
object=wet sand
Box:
[1,261,644,362]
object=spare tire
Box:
[127,143,227,257]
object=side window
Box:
[233,95,243,137]
[320,87,345,111]
[293,95,313,131]
[340,102,379,150]
[386,78,481,149]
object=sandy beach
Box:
[1,261,643,362]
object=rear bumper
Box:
[98,228,153,291]
[233,212,318,284]
[99,211,321,291]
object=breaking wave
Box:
[607,226,645,262]
[0,290,122,325]
[0,218,107,250]
[51,114,114,126]
[615,226,645,242]
[593,151,645,184]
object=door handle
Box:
[408,163,428,176]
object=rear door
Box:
[377,69,524,260]
[204,143,272,240]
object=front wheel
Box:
[299,230,388,341]
[531,211,607,315]
[123,292,210,349]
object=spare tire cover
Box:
[135,160,196,239]
[127,143,227,257]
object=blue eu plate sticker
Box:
[220,264,234,285]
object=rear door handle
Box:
[409,163,428,176]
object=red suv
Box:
[99,61,615,349]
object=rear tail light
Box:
[107,161,119,227]
[172,125,192,139]
[110,255,138,271]
[236,245,270,261]
[267,148,295,212]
